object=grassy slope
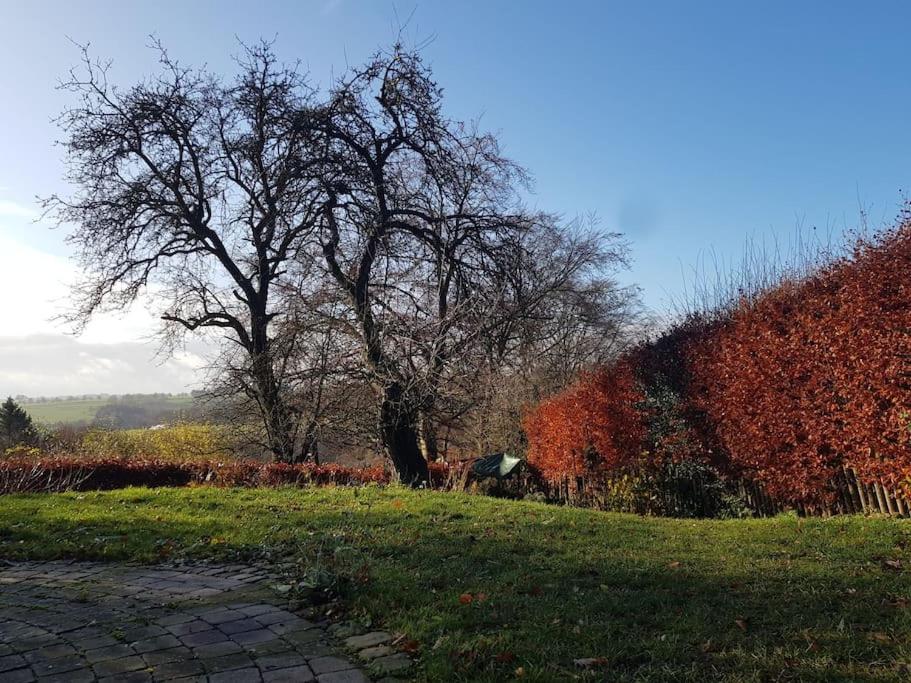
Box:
[1,487,909,682]
[24,395,194,425]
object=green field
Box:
[2,486,910,681]
[23,395,194,425]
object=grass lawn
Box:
[1,486,910,681]
[23,398,113,424]
[23,395,194,425]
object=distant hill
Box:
[20,393,198,428]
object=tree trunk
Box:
[380,382,430,486]
[258,377,298,463]
[418,410,440,462]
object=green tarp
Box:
[471,452,523,480]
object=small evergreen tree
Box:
[1,396,36,449]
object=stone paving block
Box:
[156,613,196,627]
[76,635,119,650]
[262,665,317,682]
[192,640,243,658]
[316,670,371,683]
[0,654,27,672]
[284,629,324,647]
[209,667,262,683]
[123,625,169,641]
[166,619,211,636]
[343,632,392,650]
[180,629,226,647]
[240,604,277,617]
[356,644,394,660]
[255,651,309,671]
[132,634,182,653]
[247,639,294,656]
[219,617,263,635]
[22,643,77,662]
[1,561,373,683]
[269,620,316,636]
[92,654,148,677]
[231,628,279,645]
[29,652,85,675]
[150,656,206,679]
[293,642,334,659]
[85,643,135,663]
[202,651,255,673]
[99,672,152,683]
[309,656,354,675]
[200,609,241,625]
[38,669,96,683]
[0,666,36,683]
[142,646,193,666]
[254,610,295,626]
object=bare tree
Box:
[45,41,323,462]
[47,40,639,483]
[306,47,640,484]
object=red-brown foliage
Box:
[523,360,648,482]
[525,207,911,509]
[688,216,911,504]
[0,455,460,495]
[0,457,390,494]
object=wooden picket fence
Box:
[538,467,911,518]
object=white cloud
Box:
[0,199,38,219]
[0,334,207,396]
[0,227,215,396]
[0,229,175,343]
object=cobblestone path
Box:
[0,561,372,682]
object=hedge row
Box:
[525,208,911,511]
[0,457,452,494]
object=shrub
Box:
[79,423,236,462]
[0,456,391,494]
[523,360,647,482]
[524,205,911,514]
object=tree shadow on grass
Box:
[2,491,910,681]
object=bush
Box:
[0,456,391,494]
[79,423,236,461]
[524,206,911,514]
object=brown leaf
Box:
[398,639,420,653]
[458,593,473,605]
[574,657,609,669]
[668,561,682,569]
[734,618,749,632]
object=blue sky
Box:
[1,0,909,394]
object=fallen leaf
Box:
[398,639,420,653]
[475,592,488,602]
[734,618,749,632]
[514,666,525,677]
[882,559,903,571]
[495,651,516,663]
[458,593,473,605]
[574,657,608,669]
[668,561,682,569]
